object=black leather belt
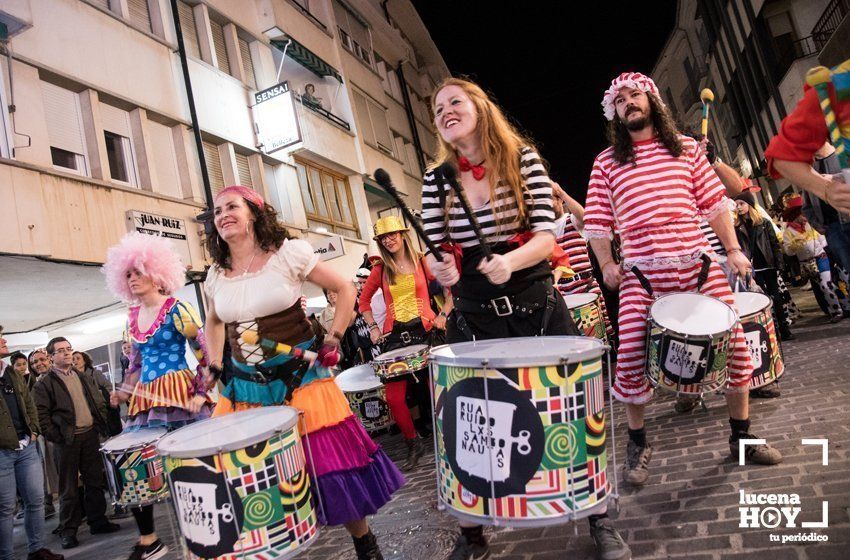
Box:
[453,280,552,318]
[559,270,594,284]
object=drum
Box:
[430,337,610,527]
[563,293,607,342]
[372,344,429,381]
[101,427,168,507]
[335,364,394,433]
[646,293,737,394]
[157,407,318,560]
[735,292,784,388]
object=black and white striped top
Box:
[421,148,556,249]
[699,220,727,256]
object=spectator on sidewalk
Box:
[27,350,59,520]
[0,327,65,560]
[32,337,120,550]
[73,352,122,438]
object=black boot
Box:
[352,530,384,560]
[403,436,424,471]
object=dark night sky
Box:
[412,2,677,201]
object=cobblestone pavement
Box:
[14,288,850,559]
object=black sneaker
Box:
[127,540,168,560]
[589,517,631,560]
[447,534,491,560]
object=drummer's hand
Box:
[824,175,850,214]
[727,249,753,278]
[187,394,206,414]
[109,390,124,407]
[431,254,460,287]
[601,261,622,290]
[477,254,512,285]
[433,313,447,331]
[317,340,341,368]
[369,326,382,344]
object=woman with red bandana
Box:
[203,186,403,560]
[421,77,628,560]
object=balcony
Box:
[287,97,360,173]
[774,35,818,80]
[812,0,849,51]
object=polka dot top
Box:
[127,298,204,384]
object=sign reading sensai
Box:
[126,211,193,268]
[310,234,345,261]
[253,81,301,154]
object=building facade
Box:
[652,0,849,206]
[0,0,448,357]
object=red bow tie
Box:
[458,157,486,181]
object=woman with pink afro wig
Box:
[102,232,211,560]
[103,232,186,303]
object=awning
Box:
[271,37,343,83]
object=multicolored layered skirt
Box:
[126,368,212,430]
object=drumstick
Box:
[806,66,848,168]
[437,163,493,260]
[240,330,318,362]
[373,168,444,260]
[115,384,186,409]
[700,88,714,138]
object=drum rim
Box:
[649,293,737,338]
[429,336,605,367]
[100,427,168,452]
[562,292,598,306]
[373,344,430,362]
[156,406,299,458]
[734,291,772,319]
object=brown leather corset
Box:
[226,300,316,365]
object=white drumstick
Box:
[116,384,187,410]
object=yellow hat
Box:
[373,215,408,239]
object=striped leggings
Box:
[613,258,752,404]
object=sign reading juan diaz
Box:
[126,210,193,268]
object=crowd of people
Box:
[2,56,848,560]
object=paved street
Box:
[13,288,850,559]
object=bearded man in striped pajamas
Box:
[584,73,782,486]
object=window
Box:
[295,158,358,237]
[234,152,253,188]
[177,1,200,59]
[333,0,372,67]
[100,103,138,186]
[41,81,89,176]
[239,38,257,89]
[127,0,152,33]
[392,132,420,176]
[209,19,231,75]
[202,141,224,194]
[352,90,393,154]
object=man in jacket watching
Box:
[32,337,119,549]
[0,326,64,560]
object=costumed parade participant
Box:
[765,61,850,214]
[422,77,630,560]
[202,185,403,560]
[358,215,452,471]
[103,232,212,560]
[551,182,616,343]
[584,73,782,487]
[781,195,845,322]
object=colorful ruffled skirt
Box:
[126,368,212,431]
[214,356,405,526]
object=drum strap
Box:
[539,286,558,335]
[631,253,713,297]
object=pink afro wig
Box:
[102,232,187,302]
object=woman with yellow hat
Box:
[358,215,452,471]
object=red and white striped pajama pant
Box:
[613,257,753,404]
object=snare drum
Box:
[101,427,168,507]
[430,337,611,527]
[336,365,393,433]
[372,344,429,381]
[157,407,318,560]
[646,293,737,394]
[563,293,607,342]
[735,292,784,388]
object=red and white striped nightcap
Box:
[601,72,663,121]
